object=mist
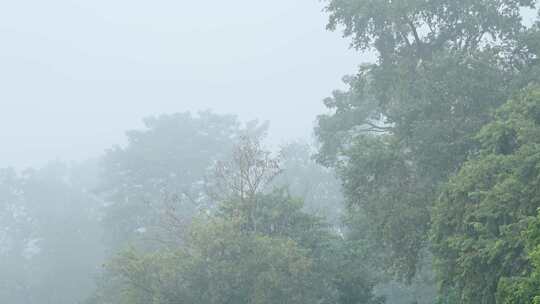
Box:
[2,1,540,304]
[0,0,370,169]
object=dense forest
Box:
[2,0,540,303]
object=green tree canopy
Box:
[93,137,383,304]
[431,86,540,303]
[316,0,538,281]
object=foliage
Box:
[0,162,104,304]
[497,210,540,304]
[96,138,382,304]
[105,190,383,304]
[317,0,538,282]
[431,86,540,303]
[325,0,535,58]
[97,111,265,250]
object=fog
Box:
[2,1,540,304]
[0,0,369,169]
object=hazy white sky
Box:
[0,0,372,169]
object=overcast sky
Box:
[0,0,373,169]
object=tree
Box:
[209,134,280,204]
[431,86,540,303]
[97,136,383,304]
[316,0,538,281]
[107,215,326,304]
[96,111,265,250]
[0,161,104,304]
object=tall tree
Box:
[97,111,266,250]
[316,0,538,280]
